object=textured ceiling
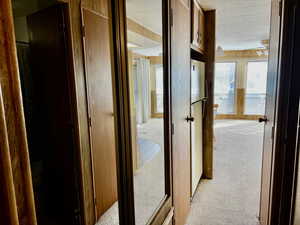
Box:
[127,0,271,51]
[198,0,272,50]
[126,0,162,35]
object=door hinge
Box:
[82,25,86,37]
[170,8,173,27]
[279,0,282,17]
[271,126,275,140]
[171,123,175,135]
[88,117,92,127]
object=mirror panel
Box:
[126,0,166,224]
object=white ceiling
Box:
[127,0,271,51]
[198,0,272,50]
[126,0,162,56]
[126,0,162,35]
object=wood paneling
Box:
[0,85,19,225]
[65,1,111,224]
[0,0,37,224]
[171,0,191,224]
[82,8,118,219]
[202,10,216,179]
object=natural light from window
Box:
[214,62,236,114]
[245,61,268,115]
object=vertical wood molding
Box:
[236,88,245,116]
[203,10,216,179]
[0,0,37,225]
[0,86,19,225]
[66,1,112,224]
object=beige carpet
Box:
[186,120,264,225]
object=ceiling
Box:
[126,0,163,56]
[126,0,162,35]
[198,0,272,50]
[127,0,271,51]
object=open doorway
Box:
[187,0,271,224]
[12,1,81,225]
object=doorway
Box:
[186,0,271,224]
[12,2,81,225]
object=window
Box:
[245,61,268,115]
[155,65,164,113]
[214,63,236,114]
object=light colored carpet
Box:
[186,120,264,225]
[97,119,165,225]
[138,138,161,167]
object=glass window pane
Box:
[245,62,268,115]
[214,63,236,114]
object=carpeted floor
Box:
[97,119,263,225]
[186,120,264,225]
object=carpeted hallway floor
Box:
[186,120,264,225]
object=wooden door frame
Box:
[0,1,85,225]
[0,0,37,224]
[269,0,300,224]
[110,0,173,224]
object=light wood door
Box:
[171,0,191,224]
[82,8,118,219]
[259,0,282,224]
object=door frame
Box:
[269,0,300,224]
[110,0,173,224]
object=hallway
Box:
[186,120,264,225]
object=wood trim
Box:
[110,0,136,224]
[127,18,162,43]
[270,1,300,224]
[202,10,216,179]
[0,85,19,225]
[215,114,261,120]
[236,88,245,116]
[216,49,269,61]
[149,56,163,65]
[0,0,37,224]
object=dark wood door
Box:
[171,0,191,224]
[259,0,282,224]
[82,8,118,219]
[27,4,80,225]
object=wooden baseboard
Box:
[215,114,262,120]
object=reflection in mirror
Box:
[126,0,166,224]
